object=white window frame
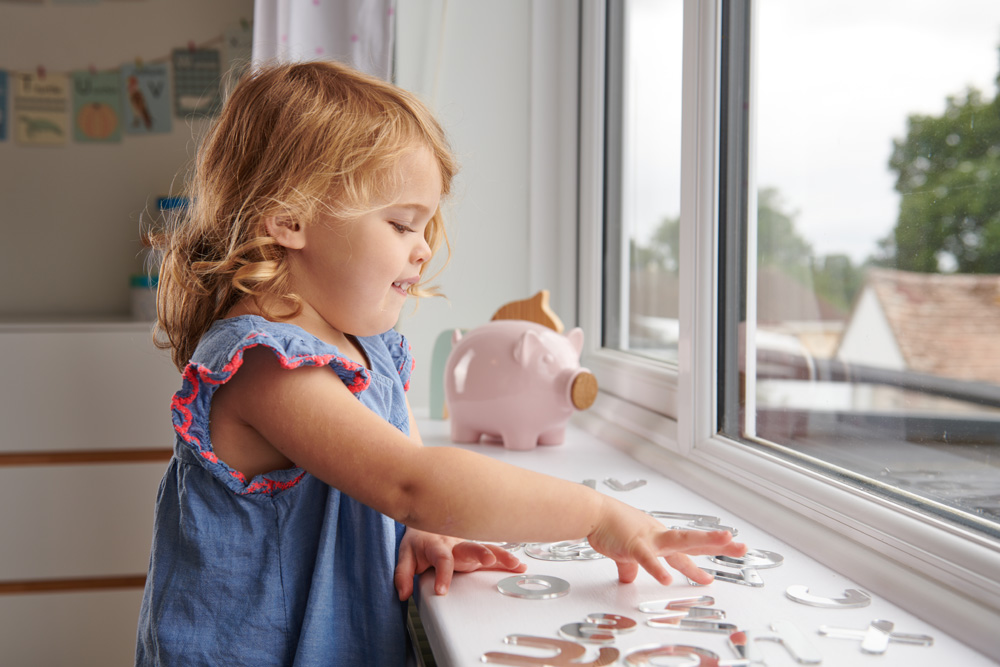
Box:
[578,0,682,427]
[572,0,1000,656]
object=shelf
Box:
[0,318,156,334]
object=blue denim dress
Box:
[136,315,414,666]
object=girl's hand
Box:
[587,498,748,585]
[394,528,527,600]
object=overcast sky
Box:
[628,0,1000,264]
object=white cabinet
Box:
[0,322,179,666]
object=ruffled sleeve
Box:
[381,328,414,392]
[170,318,372,495]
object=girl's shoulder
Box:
[194,315,337,364]
[191,315,411,389]
[188,315,365,389]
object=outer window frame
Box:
[579,0,682,423]
[575,0,1000,655]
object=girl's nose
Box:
[413,235,432,264]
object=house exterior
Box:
[838,268,1000,384]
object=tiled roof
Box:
[866,268,1000,383]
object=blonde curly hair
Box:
[153,60,457,371]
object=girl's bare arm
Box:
[221,346,746,582]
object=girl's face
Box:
[288,145,442,341]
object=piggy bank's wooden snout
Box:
[570,371,598,410]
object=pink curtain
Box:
[252,0,396,80]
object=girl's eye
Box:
[390,222,412,234]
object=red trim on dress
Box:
[245,472,307,495]
[171,335,370,495]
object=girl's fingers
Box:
[654,529,747,557]
[427,546,456,595]
[599,528,748,587]
[717,539,750,558]
[453,542,528,573]
[488,545,528,573]
[397,535,532,599]
[631,543,673,585]
[665,552,714,585]
[616,560,640,584]
[433,561,455,596]
[412,524,744,598]
[394,545,417,600]
[452,541,497,570]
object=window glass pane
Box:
[604,0,683,364]
[743,0,1000,537]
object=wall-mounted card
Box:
[14,71,70,146]
[120,63,171,134]
[172,48,222,118]
[72,70,122,143]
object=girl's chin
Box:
[354,307,403,336]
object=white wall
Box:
[394,0,536,411]
[0,0,577,413]
[0,0,254,319]
[837,286,906,370]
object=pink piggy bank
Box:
[444,320,598,450]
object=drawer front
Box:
[0,589,144,666]
[0,328,180,452]
[0,462,164,580]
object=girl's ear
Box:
[265,216,307,250]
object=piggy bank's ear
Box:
[566,327,584,356]
[513,330,544,367]
[451,329,463,346]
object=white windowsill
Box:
[415,416,993,666]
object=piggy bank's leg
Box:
[451,422,484,444]
[501,430,540,450]
[537,428,566,446]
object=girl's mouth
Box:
[392,280,415,295]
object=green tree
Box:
[756,187,862,312]
[635,187,863,312]
[886,82,1000,273]
[757,187,812,274]
[631,215,679,273]
[812,253,865,313]
[636,188,813,275]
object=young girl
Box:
[135,60,745,666]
